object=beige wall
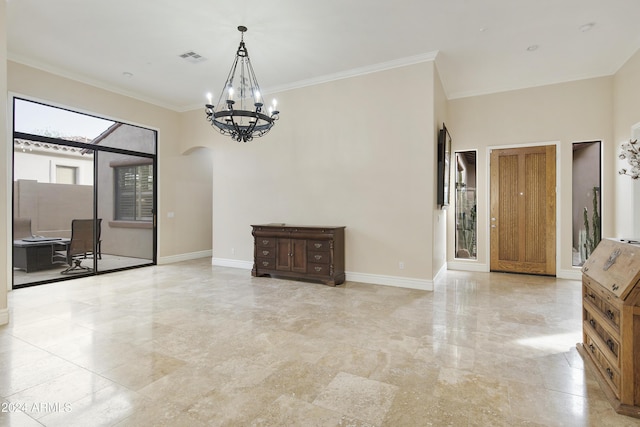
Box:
[432,63,448,277]
[1,0,9,325]
[7,61,213,263]
[181,62,438,288]
[448,77,614,276]
[613,48,640,237]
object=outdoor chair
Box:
[55,219,102,274]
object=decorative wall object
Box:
[618,139,639,179]
[437,124,452,208]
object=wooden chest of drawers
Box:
[577,239,640,418]
[251,224,345,286]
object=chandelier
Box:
[205,26,280,142]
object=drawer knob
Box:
[606,339,615,352]
[314,266,322,272]
[589,319,596,328]
[606,310,615,320]
[589,344,595,353]
[606,368,614,380]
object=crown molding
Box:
[7,53,183,111]
[268,50,440,95]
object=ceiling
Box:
[7,0,640,112]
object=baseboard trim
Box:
[0,308,9,326]
[158,250,213,265]
[345,271,433,291]
[211,259,432,290]
[447,261,489,272]
[557,268,582,281]
[212,258,253,270]
[434,263,447,281]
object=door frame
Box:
[485,140,561,275]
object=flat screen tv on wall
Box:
[437,124,452,208]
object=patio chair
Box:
[55,219,102,274]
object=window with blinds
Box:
[115,164,153,221]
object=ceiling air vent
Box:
[179,51,207,64]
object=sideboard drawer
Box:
[257,238,276,248]
[257,248,276,259]
[308,251,330,264]
[308,263,330,275]
[308,240,330,251]
[257,258,276,270]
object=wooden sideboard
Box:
[251,224,345,286]
[577,238,640,418]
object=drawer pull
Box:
[606,368,614,380]
[612,284,619,291]
[606,310,615,320]
[262,250,270,256]
[589,344,595,353]
[262,261,270,267]
[589,319,596,328]
[314,255,323,261]
[314,266,322,272]
[588,293,596,300]
[262,239,270,245]
[606,339,615,352]
[314,243,322,249]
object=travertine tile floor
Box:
[2,258,640,426]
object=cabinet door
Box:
[276,238,307,272]
[291,239,307,273]
[276,239,292,271]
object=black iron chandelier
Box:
[205,26,280,143]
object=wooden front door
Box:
[490,145,556,275]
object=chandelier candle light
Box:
[205,26,280,142]
[619,139,640,180]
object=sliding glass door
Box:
[12,98,156,288]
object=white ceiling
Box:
[7,0,640,112]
